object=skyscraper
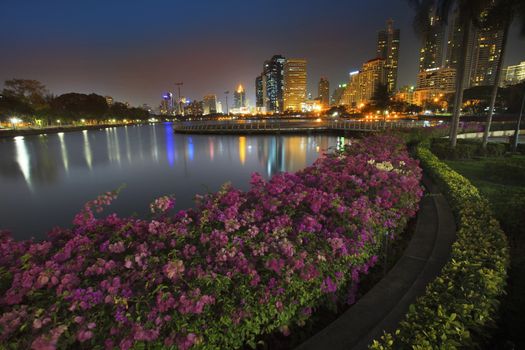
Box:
[419,8,446,71]
[414,67,456,106]
[342,59,387,107]
[318,77,330,106]
[503,61,525,86]
[234,84,246,109]
[467,22,504,87]
[255,75,264,108]
[331,84,347,106]
[203,95,217,115]
[444,6,504,88]
[263,55,286,113]
[377,19,400,92]
[283,59,307,112]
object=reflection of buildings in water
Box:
[208,137,215,161]
[257,136,284,177]
[256,136,315,178]
[33,136,60,185]
[164,123,175,167]
[136,126,145,161]
[187,137,194,161]
[239,136,246,165]
[58,133,69,174]
[124,126,132,164]
[105,128,121,165]
[150,125,159,162]
[13,136,32,189]
[284,137,307,171]
[83,130,93,170]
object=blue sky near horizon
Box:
[1,0,524,108]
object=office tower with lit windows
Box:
[467,23,504,87]
[419,8,446,71]
[262,54,286,113]
[318,77,330,106]
[503,61,525,86]
[342,58,387,107]
[283,59,307,112]
[331,84,346,106]
[444,6,504,88]
[234,84,246,109]
[203,94,217,115]
[377,19,400,92]
[255,74,264,108]
[414,67,456,106]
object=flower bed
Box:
[370,145,509,349]
[0,135,422,350]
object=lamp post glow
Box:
[10,117,21,130]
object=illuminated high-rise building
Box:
[262,54,286,113]
[234,84,246,109]
[331,84,347,106]
[283,59,307,112]
[467,22,504,87]
[203,94,217,115]
[414,67,456,106]
[184,100,203,116]
[255,74,264,108]
[377,19,400,92]
[419,8,446,71]
[318,77,330,106]
[503,61,525,86]
[444,6,504,88]
[342,58,387,107]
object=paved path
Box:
[295,176,456,350]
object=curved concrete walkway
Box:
[295,176,456,350]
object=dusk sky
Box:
[1,0,524,109]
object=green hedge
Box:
[370,145,509,349]
[430,139,506,160]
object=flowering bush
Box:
[0,135,422,350]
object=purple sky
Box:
[1,0,524,109]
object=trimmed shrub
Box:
[370,145,509,349]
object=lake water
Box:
[0,123,343,240]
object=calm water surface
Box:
[0,123,344,240]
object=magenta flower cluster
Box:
[0,135,422,349]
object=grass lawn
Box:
[445,156,525,349]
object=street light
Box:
[10,117,21,130]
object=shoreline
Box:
[0,123,152,139]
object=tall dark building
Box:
[255,74,264,108]
[263,54,286,113]
[445,6,504,88]
[419,8,446,71]
[318,77,330,106]
[377,19,400,93]
[331,83,347,106]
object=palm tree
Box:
[481,0,525,148]
[407,0,488,147]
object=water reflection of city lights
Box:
[239,136,246,165]
[58,132,69,173]
[164,123,174,167]
[14,136,32,189]
[83,130,93,170]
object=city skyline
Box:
[1,0,524,110]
